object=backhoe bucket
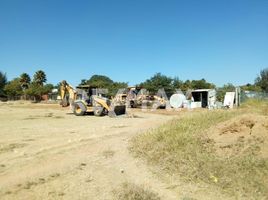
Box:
[108,105,126,117]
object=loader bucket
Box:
[108,105,126,117]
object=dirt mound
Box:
[207,114,268,158]
[220,118,255,135]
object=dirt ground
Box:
[1,102,266,200]
[0,102,178,200]
[208,114,268,159]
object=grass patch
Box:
[23,181,38,189]
[102,150,115,158]
[23,117,38,120]
[0,143,27,153]
[240,98,268,116]
[114,182,161,200]
[130,104,268,199]
[111,125,127,128]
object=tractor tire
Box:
[130,101,137,108]
[73,103,85,116]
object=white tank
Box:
[169,94,186,108]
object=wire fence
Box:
[241,90,268,103]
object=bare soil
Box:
[0,102,177,200]
[1,102,267,199]
[208,114,268,158]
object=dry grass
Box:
[0,143,27,153]
[113,182,161,200]
[102,150,115,158]
[240,98,268,115]
[130,99,268,199]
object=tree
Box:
[80,79,87,85]
[141,73,174,97]
[25,83,54,102]
[33,70,47,86]
[217,83,236,102]
[240,83,261,92]
[0,71,7,96]
[80,75,127,97]
[4,78,23,99]
[25,83,43,101]
[20,73,31,90]
[172,77,183,92]
[43,84,54,94]
[85,75,113,88]
[109,81,128,96]
[181,80,192,92]
[191,78,215,90]
[255,68,268,92]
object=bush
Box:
[4,78,23,99]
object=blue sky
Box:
[0,0,267,87]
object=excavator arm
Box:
[60,80,77,107]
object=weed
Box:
[50,173,60,178]
[114,182,161,200]
[0,143,27,154]
[103,150,115,158]
[23,181,38,189]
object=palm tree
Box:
[20,73,31,90]
[33,70,47,86]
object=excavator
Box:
[126,86,167,109]
[60,80,126,117]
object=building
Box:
[191,89,216,109]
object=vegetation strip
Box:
[130,100,268,199]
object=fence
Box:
[240,90,268,103]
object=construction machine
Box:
[60,80,77,107]
[60,80,126,117]
[126,86,167,109]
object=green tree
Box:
[240,83,261,92]
[141,73,174,96]
[25,83,43,101]
[20,73,31,90]
[33,70,47,86]
[80,79,87,85]
[181,80,192,92]
[86,75,113,88]
[255,68,268,92]
[217,83,236,102]
[4,78,23,99]
[80,75,127,97]
[109,82,128,96]
[25,83,54,101]
[0,71,7,96]
[172,77,183,91]
[43,84,54,94]
[191,78,216,90]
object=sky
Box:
[0,0,267,87]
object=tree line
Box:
[0,68,267,101]
[0,70,53,101]
[78,69,268,100]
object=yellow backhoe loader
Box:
[126,86,167,108]
[60,80,126,117]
